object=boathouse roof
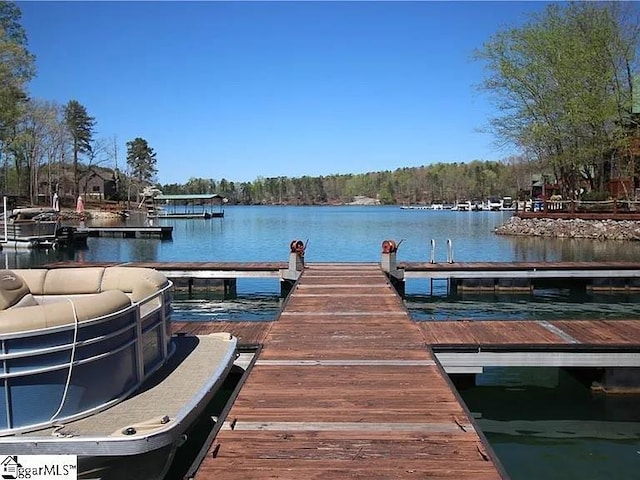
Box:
[155,194,225,201]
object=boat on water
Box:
[487,197,503,211]
[0,206,88,250]
[452,200,472,211]
[0,266,238,479]
[145,194,227,219]
[501,196,515,210]
[400,205,431,210]
[399,204,444,210]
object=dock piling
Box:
[280,240,306,297]
[380,240,405,296]
[223,279,237,298]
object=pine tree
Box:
[126,137,158,184]
[64,100,95,196]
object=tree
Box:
[64,100,95,196]
[184,177,215,194]
[0,1,35,133]
[126,137,157,184]
[475,2,640,198]
[5,99,62,202]
[159,159,530,205]
[0,1,36,193]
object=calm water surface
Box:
[4,206,639,479]
[8,205,640,265]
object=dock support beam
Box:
[224,279,237,299]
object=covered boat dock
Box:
[148,194,226,219]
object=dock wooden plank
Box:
[551,320,640,345]
[212,435,495,460]
[283,295,401,313]
[261,318,429,360]
[200,459,500,480]
[417,320,568,346]
[173,318,639,350]
[418,320,481,345]
[227,365,466,421]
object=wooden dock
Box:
[43,261,287,279]
[189,263,506,479]
[172,319,640,365]
[398,260,640,292]
[166,262,640,479]
[125,261,287,279]
[77,226,173,239]
[42,259,640,294]
[173,316,640,375]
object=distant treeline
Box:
[159,158,535,205]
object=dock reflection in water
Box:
[408,291,640,321]
[456,367,640,480]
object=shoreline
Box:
[496,216,640,241]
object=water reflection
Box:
[5,206,640,266]
[457,368,640,480]
[171,292,281,322]
[511,236,640,262]
[407,291,640,321]
[2,245,85,269]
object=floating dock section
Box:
[397,261,640,294]
[78,226,173,240]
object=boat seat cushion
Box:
[0,270,36,309]
[101,267,170,302]
[9,293,39,308]
[12,269,47,295]
[42,267,106,295]
[13,267,169,302]
[0,290,132,334]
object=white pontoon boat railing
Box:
[0,280,173,435]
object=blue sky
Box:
[19,1,553,185]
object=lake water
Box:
[5,205,640,479]
[9,205,640,266]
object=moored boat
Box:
[0,266,237,479]
[0,206,88,249]
[487,197,503,211]
[453,200,472,211]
